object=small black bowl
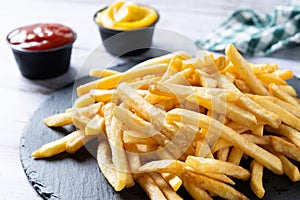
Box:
[7,31,76,79]
[93,7,159,56]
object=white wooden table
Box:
[1,0,298,199]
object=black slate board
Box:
[20,67,300,200]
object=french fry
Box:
[132,51,192,70]
[250,160,265,198]
[160,173,182,192]
[272,69,293,80]
[66,130,96,154]
[250,95,300,130]
[195,140,214,158]
[195,69,218,88]
[216,147,230,161]
[90,89,114,103]
[274,98,300,119]
[102,103,134,190]
[32,130,79,158]
[135,174,168,200]
[77,64,168,96]
[44,112,73,127]
[256,73,287,86]
[163,67,194,85]
[182,175,213,200]
[185,172,249,200]
[89,68,120,78]
[185,156,250,180]
[73,92,95,108]
[227,147,244,165]
[97,134,118,189]
[269,136,300,163]
[123,130,157,145]
[149,172,183,200]
[266,124,300,148]
[278,154,300,182]
[85,114,105,135]
[269,83,300,107]
[225,44,270,96]
[249,63,278,74]
[277,85,297,97]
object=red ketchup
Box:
[7,23,75,50]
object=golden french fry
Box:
[238,95,280,128]
[272,69,293,80]
[277,85,297,97]
[89,68,120,77]
[211,138,231,154]
[195,140,214,158]
[182,175,213,200]
[160,57,183,81]
[85,114,105,135]
[266,124,300,148]
[195,69,218,88]
[44,112,73,127]
[73,93,95,108]
[66,130,96,154]
[274,98,300,119]
[123,130,157,145]
[216,147,230,161]
[256,73,287,86]
[97,134,118,189]
[250,160,265,198]
[278,154,300,182]
[227,147,244,165]
[250,95,300,130]
[234,79,252,93]
[90,89,114,103]
[32,131,78,158]
[132,50,192,70]
[72,111,91,130]
[269,83,300,107]
[160,173,182,192]
[249,63,278,74]
[163,67,194,85]
[185,156,250,180]
[103,103,134,190]
[185,173,249,200]
[225,44,270,96]
[269,136,300,163]
[77,64,168,96]
[76,102,103,118]
[149,172,183,200]
[242,134,269,146]
[135,174,167,200]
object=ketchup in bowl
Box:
[7,23,76,79]
[7,23,75,51]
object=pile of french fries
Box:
[32,44,300,200]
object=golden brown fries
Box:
[32,45,300,199]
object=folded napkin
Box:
[196,5,300,56]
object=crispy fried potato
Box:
[250,160,265,198]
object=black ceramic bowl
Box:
[7,29,76,79]
[93,7,159,56]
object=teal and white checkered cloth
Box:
[196,5,300,56]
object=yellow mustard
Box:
[95,1,158,31]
